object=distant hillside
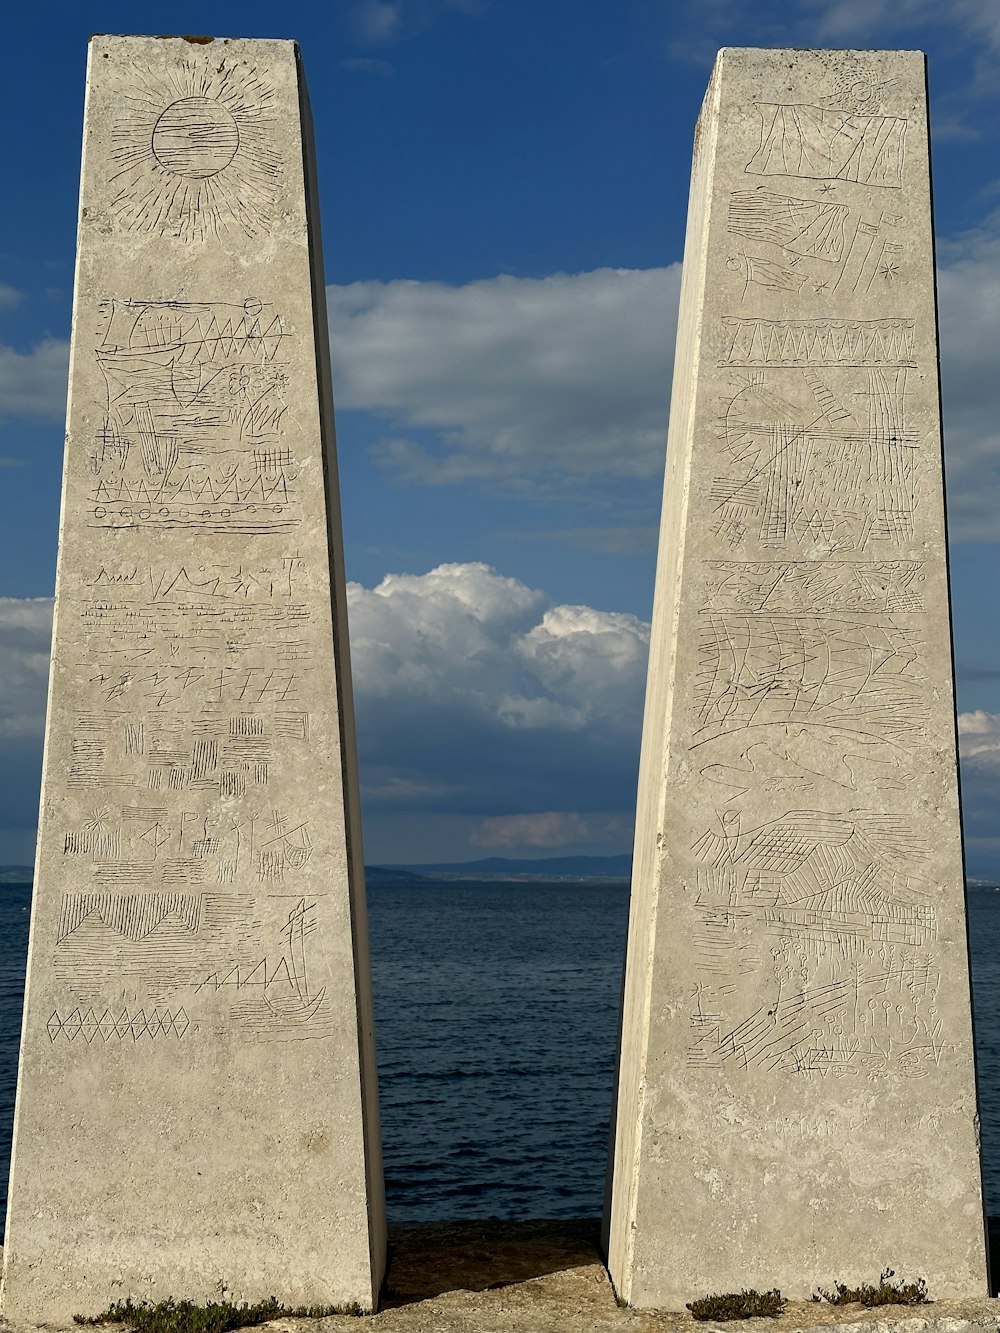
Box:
[4,857,631,887]
[367,854,631,884]
[0,866,33,885]
[364,865,430,886]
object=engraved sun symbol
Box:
[878,259,900,282]
[109,59,284,243]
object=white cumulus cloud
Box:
[958,710,1000,760]
[347,561,649,824]
[325,238,1000,540]
[328,267,680,490]
[349,561,648,736]
[0,571,649,865]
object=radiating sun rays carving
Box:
[109,60,284,243]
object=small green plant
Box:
[812,1268,929,1308]
[74,1295,363,1333]
[686,1289,787,1320]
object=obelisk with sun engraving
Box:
[2,35,385,1320]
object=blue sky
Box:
[3,0,1000,870]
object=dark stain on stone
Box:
[151,34,216,43]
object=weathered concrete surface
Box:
[1,1223,998,1333]
[606,48,987,1309]
[1,35,385,1320]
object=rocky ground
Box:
[6,1220,1000,1333]
[268,1219,1000,1333]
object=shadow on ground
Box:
[380,1218,603,1308]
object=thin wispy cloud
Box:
[0,597,52,862]
[328,244,1000,541]
[807,0,1000,52]
[346,0,487,47]
[542,525,660,555]
[0,597,51,739]
[469,810,632,849]
[340,57,395,76]
[0,343,68,421]
[348,0,404,45]
[0,340,69,419]
[936,212,1000,541]
[665,0,1000,108]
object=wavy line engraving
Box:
[722,318,915,368]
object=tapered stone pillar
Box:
[2,36,385,1320]
[605,48,987,1309]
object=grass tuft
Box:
[812,1268,929,1308]
[74,1295,363,1333]
[686,1289,787,1320]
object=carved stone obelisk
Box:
[3,36,385,1320]
[605,48,987,1309]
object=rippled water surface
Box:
[368,880,629,1219]
[0,885,28,1214]
[1,879,1000,1222]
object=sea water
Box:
[0,879,998,1222]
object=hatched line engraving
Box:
[58,891,203,942]
[710,366,918,552]
[686,810,943,1080]
[691,610,927,749]
[704,560,925,616]
[745,101,906,189]
[90,299,298,535]
[728,188,850,263]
